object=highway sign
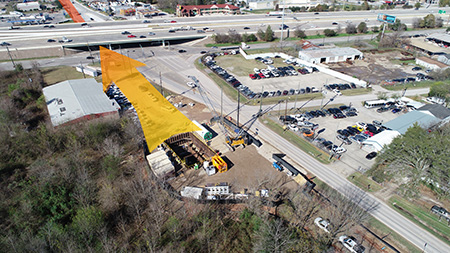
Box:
[377,13,396,24]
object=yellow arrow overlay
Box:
[100,46,201,151]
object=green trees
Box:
[256,25,275,42]
[357,22,368,33]
[414,14,443,28]
[323,29,337,37]
[369,124,450,198]
[414,2,421,9]
[429,82,450,105]
[242,33,257,42]
[265,25,274,42]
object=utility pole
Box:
[140,44,145,58]
[79,62,86,78]
[6,46,15,68]
[284,98,288,118]
[159,71,163,97]
[87,41,94,64]
[292,83,300,111]
[237,91,240,128]
[280,0,286,47]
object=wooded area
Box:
[369,124,450,198]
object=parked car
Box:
[339,235,365,253]
[333,146,347,154]
[337,135,352,145]
[365,151,377,160]
[314,217,331,233]
[392,108,402,114]
[322,141,333,148]
[431,205,449,216]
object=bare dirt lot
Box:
[171,95,301,194]
[328,50,418,84]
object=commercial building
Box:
[384,110,441,134]
[363,130,401,152]
[43,79,119,127]
[248,0,275,10]
[363,104,450,151]
[407,34,450,56]
[437,54,450,65]
[17,2,40,11]
[298,47,363,64]
[176,4,240,17]
[417,104,450,125]
[416,56,449,71]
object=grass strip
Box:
[388,195,450,246]
[262,118,331,164]
[42,66,85,85]
[347,172,382,193]
[367,216,421,253]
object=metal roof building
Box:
[417,104,450,120]
[383,110,441,134]
[363,130,401,152]
[298,47,363,64]
[43,79,119,127]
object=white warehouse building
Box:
[298,47,363,64]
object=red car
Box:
[249,74,256,79]
[258,73,265,79]
[170,20,177,23]
[128,35,136,38]
[364,131,374,137]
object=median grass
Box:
[381,81,434,91]
[347,172,382,193]
[388,195,450,246]
[340,87,372,96]
[261,118,331,164]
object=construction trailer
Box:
[272,153,316,193]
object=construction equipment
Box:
[187,76,234,150]
[211,154,227,173]
[225,100,282,149]
[320,94,339,110]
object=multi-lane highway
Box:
[0,7,449,52]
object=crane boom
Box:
[187,76,232,143]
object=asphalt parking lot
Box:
[213,54,363,97]
[285,101,402,176]
[240,69,345,94]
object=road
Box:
[0,7,449,51]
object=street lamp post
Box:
[280,0,286,47]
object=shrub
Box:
[323,29,337,37]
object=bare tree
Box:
[253,217,296,253]
[323,186,378,244]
